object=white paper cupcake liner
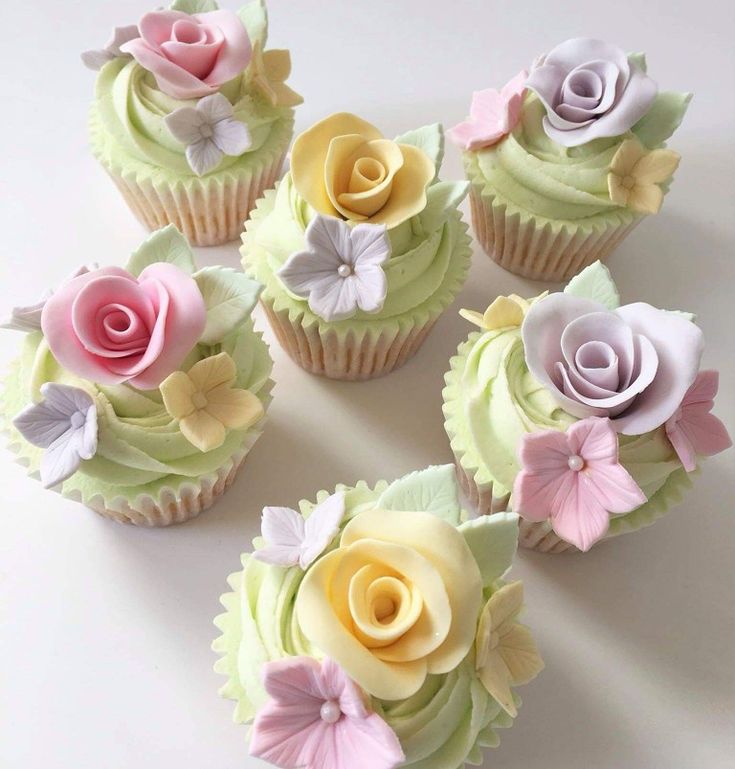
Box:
[468,185,641,282]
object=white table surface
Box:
[1,1,733,767]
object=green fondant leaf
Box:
[376,465,462,525]
[194,267,263,345]
[126,225,196,277]
[170,0,219,13]
[419,180,469,233]
[564,261,620,309]
[628,52,647,72]
[238,0,268,47]
[632,91,692,148]
[458,513,519,587]
[394,123,444,176]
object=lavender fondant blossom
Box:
[41,264,206,390]
[521,293,704,435]
[525,37,658,147]
[121,9,251,99]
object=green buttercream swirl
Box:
[445,328,689,522]
[465,93,680,225]
[92,56,292,177]
[2,322,272,503]
[243,173,470,324]
[213,482,516,769]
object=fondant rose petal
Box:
[197,10,252,87]
[613,303,703,434]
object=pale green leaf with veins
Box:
[125,225,196,276]
[194,267,263,345]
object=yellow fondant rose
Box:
[296,508,483,701]
[290,113,436,229]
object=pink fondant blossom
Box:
[665,371,731,472]
[513,417,646,551]
[121,9,251,100]
[447,70,527,150]
[250,657,405,769]
[41,264,206,390]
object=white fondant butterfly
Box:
[252,492,345,570]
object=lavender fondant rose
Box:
[525,38,657,147]
[41,264,206,390]
[121,9,251,100]
[521,294,704,435]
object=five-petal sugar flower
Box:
[448,70,527,150]
[513,417,646,551]
[665,371,732,472]
[248,40,303,108]
[13,383,98,488]
[253,492,345,570]
[475,581,544,718]
[81,24,139,71]
[160,352,263,452]
[608,138,681,214]
[165,93,252,176]
[250,656,405,769]
[278,215,391,322]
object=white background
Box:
[1,1,733,767]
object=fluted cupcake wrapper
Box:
[468,181,641,282]
[90,109,293,247]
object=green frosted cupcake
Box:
[214,465,543,769]
[448,38,691,281]
[241,112,472,380]
[1,226,272,526]
[84,0,301,246]
[443,262,731,553]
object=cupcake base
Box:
[261,298,439,381]
[468,184,641,282]
[83,447,248,527]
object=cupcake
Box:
[241,113,472,380]
[443,261,731,553]
[214,465,543,768]
[1,225,272,526]
[83,0,301,247]
[448,38,691,281]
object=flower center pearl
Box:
[320,700,341,723]
[621,175,636,190]
[192,392,208,409]
[199,124,213,139]
[70,412,85,429]
[567,454,585,472]
[337,264,353,278]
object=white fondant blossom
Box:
[81,25,140,71]
[277,215,391,322]
[13,383,98,488]
[164,93,252,176]
[1,264,98,333]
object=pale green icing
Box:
[214,481,516,769]
[1,322,272,504]
[91,56,294,179]
[465,93,678,226]
[242,174,471,328]
[443,329,690,528]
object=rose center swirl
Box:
[348,565,423,649]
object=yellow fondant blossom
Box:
[608,138,681,214]
[460,292,548,331]
[290,113,436,229]
[296,508,483,701]
[160,352,263,453]
[475,581,544,717]
[248,41,303,108]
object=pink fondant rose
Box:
[121,9,251,100]
[41,264,206,390]
[525,38,657,147]
[521,294,704,435]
